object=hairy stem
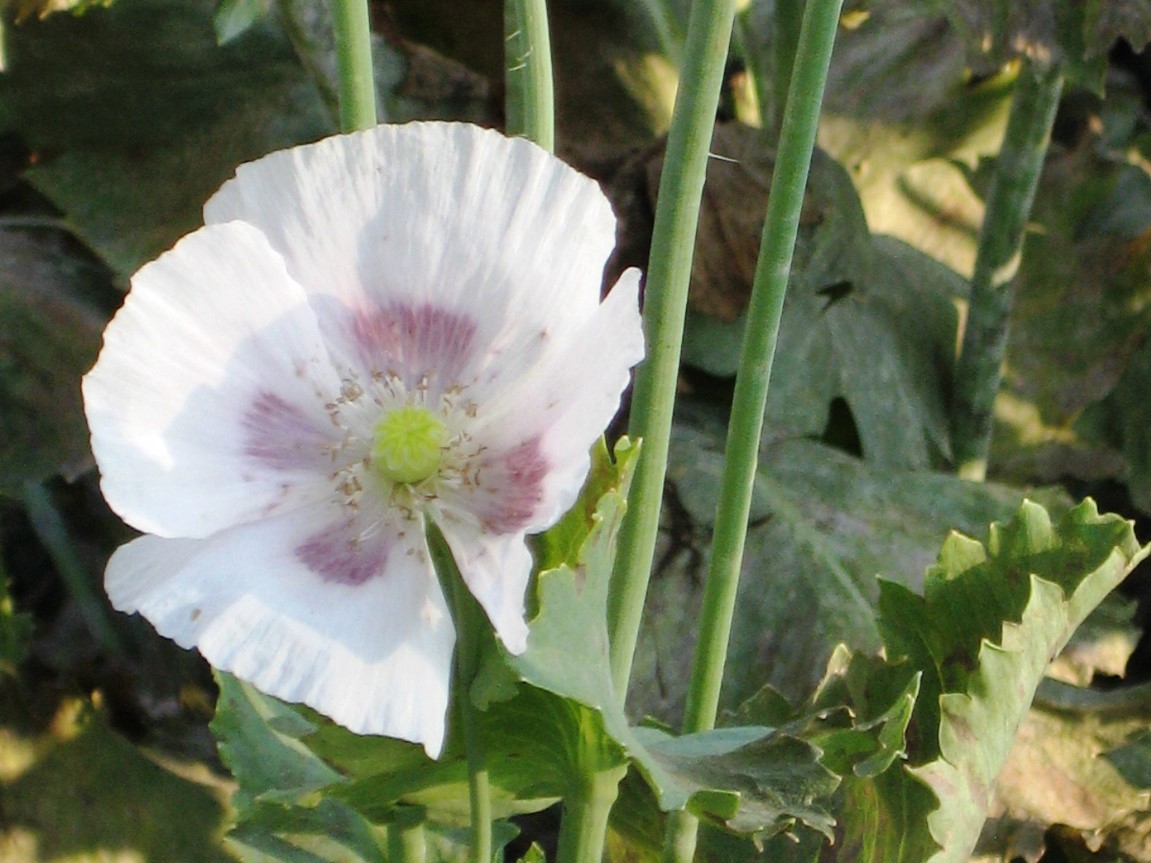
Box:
[951,60,1063,480]
[504,0,555,151]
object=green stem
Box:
[731,9,765,128]
[329,0,377,132]
[768,0,804,135]
[427,525,492,863]
[607,0,740,702]
[387,817,428,863]
[663,5,843,859]
[504,0,555,151]
[950,60,1063,481]
[555,765,628,863]
[638,0,684,65]
[679,0,843,738]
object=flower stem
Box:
[950,60,1063,481]
[387,817,428,863]
[607,0,740,701]
[504,0,555,151]
[427,524,493,863]
[329,0,377,132]
[662,5,843,859]
[680,0,843,738]
[555,765,628,863]
[768,0,804,135]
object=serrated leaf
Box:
[632,726,838,840]
[211,673,344,813]
[0,229,111,494]
[227,799,386,863]
[873,499,1150,863]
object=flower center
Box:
[371,405,447,485]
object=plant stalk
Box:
[329,0,377,132]
[387,818,428,863]
[680,0,843,737]
[504,0,556,151]
[950,60,1063,480]
[768,0,804,135]
[555,765,628,863]
[428,525,492,863]
[660,4,843,862]
[607,0,740,703]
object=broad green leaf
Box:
[883,499,1149,863]
[211,673,344,813]
[1001,147,1151,432]
[0,0,331,277]
[631,726,838,840]
[631,401,1069,718]
[0,229,111,495]
[817,2,1015,278]
[227,799,386,863]
[1076,338,1151,515]
[675,126,961,469]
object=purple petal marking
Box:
[475,438,549,534]
[243,391,333,472]
[296,516,397,586]
[351,303,477,387]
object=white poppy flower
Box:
[82,122,644,757]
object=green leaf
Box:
[227,799,386,863]
[882,499,1149,863]
[677,129,961,469]
[918,0,1127,88]
[211,672,344,813]
[0,229,111,495]
[632,726,838,840]
[1077,337,1151,515]
[632,401,1069,717]
[0,0,332,277]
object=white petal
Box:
[437,521,532,655]
[204,122,619,392]
[442,269,645,535]
[83,222,344,539]
[106,504,454,756]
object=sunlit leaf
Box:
[887,500,1148,863]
